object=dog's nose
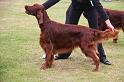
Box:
[25,5,28,10]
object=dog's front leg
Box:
[41,43,54,70]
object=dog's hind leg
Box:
[113,35,118,43]
[80,44,99,71]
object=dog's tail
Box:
[93,29,119,43]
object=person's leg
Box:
[55,3,83,60]
[83,7,111,65]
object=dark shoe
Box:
[54,55,69,60]
[100,59,112,65]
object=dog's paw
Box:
[92,68,98,72]
[113,39,118,43]
[40,63,49,70]
[91,62,95,65]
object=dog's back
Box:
[42,21,88,49]
[43,20,118,49]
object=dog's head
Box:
[25,4,44,24]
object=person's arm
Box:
[42,0,60,10]
[91,0,108,21]
[91,0,114,31]
[105,19,114,31]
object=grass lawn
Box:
[0,0,124,82]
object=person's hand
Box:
[105,19,115,32]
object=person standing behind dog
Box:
[33,0,115,65]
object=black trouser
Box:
[58,3,106,60]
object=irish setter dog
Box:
[25,4,118,71]
[98,8,124,43]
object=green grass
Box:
[0,0,124,82]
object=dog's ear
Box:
[36,10,43,24]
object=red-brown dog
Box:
[25,4,118,71]
[98,8,124,43]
